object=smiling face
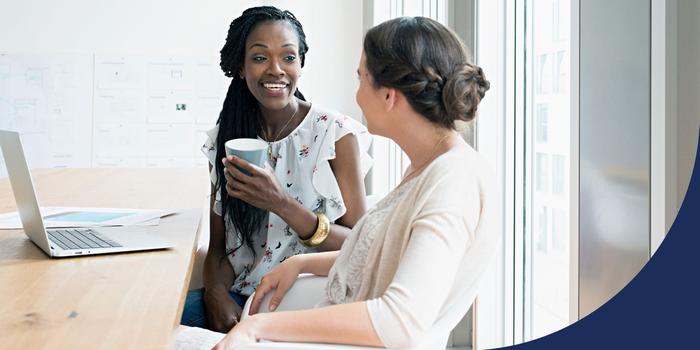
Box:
[241,21,302,112]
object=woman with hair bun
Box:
[214,16,498,350]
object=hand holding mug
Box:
[222,141,289,213]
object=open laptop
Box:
[0,130,173,257]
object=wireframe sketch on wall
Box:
[0,52,93,177]
[0,52,230,177]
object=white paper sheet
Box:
[0,207,175,229]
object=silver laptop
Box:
[0,130,173,257]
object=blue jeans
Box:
[180,288,248,330]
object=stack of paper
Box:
[0,207,175,229]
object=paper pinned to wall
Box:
[0,52,93,170]
[95,54,146,90]
[0,52,228,173]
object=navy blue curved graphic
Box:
[502,128,700,350]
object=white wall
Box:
[0,0,362,116]
[0,0,363,170]
[676,0,700,205]
[268,0,364,119]
[0,0,250,56]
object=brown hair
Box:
[363,16,490,128]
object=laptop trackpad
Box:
[94,226,174,249]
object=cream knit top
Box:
[325,141,499,349]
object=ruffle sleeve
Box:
[201,125,223,216]
[311,114,373,222]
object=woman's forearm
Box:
[250,302,383,347]
[293,251,339,276]
[274,195,351,251]
[203,248,236,292]
[203,212,236,292]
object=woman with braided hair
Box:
[213,16,498,350]
[180,6,372,333]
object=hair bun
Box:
[442,63,491,122]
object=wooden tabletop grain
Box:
[0,168,210,350]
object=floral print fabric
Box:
[201,105,373,295]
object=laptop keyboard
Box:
[47,228,122,250]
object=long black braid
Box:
[215,6,309,258]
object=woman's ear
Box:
[383,87,399,112]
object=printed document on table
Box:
[0,207,175,229]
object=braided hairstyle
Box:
[216,6,309,258]
[363,17,490,128]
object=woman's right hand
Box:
[249,255,305,314]
[203,288,243,333]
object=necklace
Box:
[259,106,300,161]
[399,132,453,187]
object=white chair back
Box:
[241,275,475,350]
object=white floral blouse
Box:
[202,105,373,296]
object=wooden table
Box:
[0,168,209,350]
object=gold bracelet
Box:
[300,213,330,248]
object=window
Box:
[365,0,447,196]
[536,206,549,253]
[536,54,550,94]
[526,0,571,341]
[536,153,550,192]
[476,0,573,345]
[553,0,568,42]
[536,104,549,143]
[552,154,565,194]
[554,50,567,93]
[552,208,567,252]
